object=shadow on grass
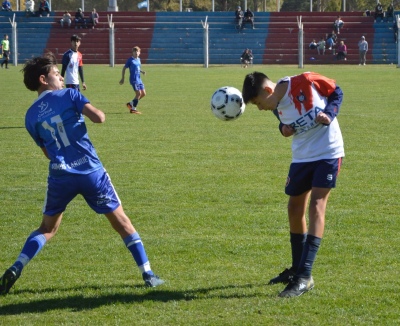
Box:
[0,283,271,315]
[0,126,25,129]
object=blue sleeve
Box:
[124,58,131,68]
[69,88,90,114]
[324,85,343,123]
[272,109,285,135]
[61,52,69,77]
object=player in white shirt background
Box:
[61,34,87,91]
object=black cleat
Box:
[268,267,296,285]
[0,267,21,295]
[278,276,314,298]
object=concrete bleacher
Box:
[0,10,398,65]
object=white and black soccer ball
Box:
[210,86,245,121]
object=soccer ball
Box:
[210,86,245,121]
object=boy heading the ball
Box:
[0,53,164,295]
[242,71,344,298]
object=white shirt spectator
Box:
[25,0,34,13]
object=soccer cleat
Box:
[126,102,142,114]
[142,272,165,288]
[268,267,296,285]
[278,276,314,298]
[0,267,21,295]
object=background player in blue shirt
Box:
[119,46,146,114]
[0,53,164,295]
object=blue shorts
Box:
[285,158,343,196]
[132,83,145,91]
[43,168,121,216]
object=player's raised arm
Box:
[82,103,105,123]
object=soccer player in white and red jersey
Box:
[61,34,87,91]
[0,53,164,295]
[242,71,344,298]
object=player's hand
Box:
[82,83,87,91]
[142,71,146,75]
[119,79,124,85]
[281,125,295,137]
[315,112,331,125]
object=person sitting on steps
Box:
[243,8,255,29]
[235,6,244,30]
[240,48,253,68]
[333,16,344,34]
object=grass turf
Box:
[0,63,399,325]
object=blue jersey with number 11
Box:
[25,88,102,177]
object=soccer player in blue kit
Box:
[119,46,146,114]
[0,53,164,295]
[242,71,344,298]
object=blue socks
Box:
[12,231,47,273]
[132,98,139,108]
[123,232,152,275]
[296,234,322,278]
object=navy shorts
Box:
[65,84,81,91]
[285,158,343,196]
[43,168,121,216]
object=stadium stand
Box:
[0,10,397,65]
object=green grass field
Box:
[0,63,399,325]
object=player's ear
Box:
[39,75,48,85]
[263,86,273,94]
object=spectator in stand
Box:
[38,0,50,17]
[240,48,253,68]
[89,8,99,29]
[25,0,35,17]
[235,6,244,30]
[309,39,318,50]
[326,35,336,51]
[60,11,72,28]
[358,36,368,65]
[1,0,12,11]
[329,30,338,44]
[243,8,255,29]
[333,16,344,34]
[393,20,398,43]
[74,8,87,29]
[374,2,384,22]
[386,3,394,22]
[336,41,347,61]
[364,9,371,17]
[317,37,325,55]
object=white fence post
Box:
[297,16,303,68]
[202,16,209,68]
[108,14,115,67]
[9,14,17,66]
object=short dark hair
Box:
[242,71,269,104]
[71,34,81,42]
[22,52,57,91]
